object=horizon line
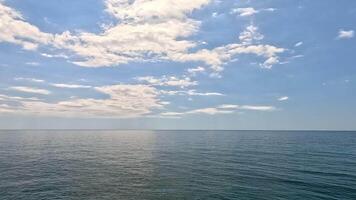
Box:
[0,129,355,132]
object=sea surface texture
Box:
[0,130,355,200]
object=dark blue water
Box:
[0,130,355,200]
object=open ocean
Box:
[0,130,355,200]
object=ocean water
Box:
[0,130,355,200]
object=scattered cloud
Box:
[278,96,289,101]
[0,1,286,75]
[231,7,259,17]
[239,25,264,45]
[0,94,41,101]
[136,76,197,88]
[41,53,69,59]
[25,62,40,66]
[239,105,275,111]
[1,84,165,117]
[337,29,354,39]
[160,104,275,117]
[187,66,205,76]
[50,83,92,89]
[9,86,51,95]
[231,7,276,17]
[294,42,303,47]
[187,107,234,115]
[160,89,224,96]
[217,104,239,109]
[14,77,45,83]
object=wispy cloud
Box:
[50,83,92,89]
[160,104,276,117]
[231,7,259,17]
[160,89,223,96]
[136,76,198,88]
[278,96,289,101]
[25,62,40,66]
[9,86,51,95]
[231,7,276,17]
[0,94,41,101]
[1,84,166,118]
[294,42,303,47]
[187,66,205,76]
[14,77,45,83]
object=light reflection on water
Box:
[0,130,355,199]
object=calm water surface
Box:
[0,130,355,200]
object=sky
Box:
[0,0,355,130]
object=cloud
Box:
[25,62,40,66]
[261,56,279,69]
[187,107,234,115]
[231,7,276,17]
[278,96,289,101]
[136,76,197,88]
[0,1,286,74]
[160,104,276,117]
[294,42,303,47]
[231,7,259,17]
[217,104,239,109]
[187,66,205,76]
[9,86,51,95]
[51,83,92,89]
[239,25,264,45]
[337,29,354,39]
[0,3,53,50]
[40,53,69,59]
[1,84,165,117]
[239,105,275,111]
[14,77,45,83]
[0,94,41,101]
[160,89,223,96]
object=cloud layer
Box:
[0,0,285,74]
[2,85,165,117]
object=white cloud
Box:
[0,3,53,50]
[217,104,239,109]
[337,29,354,39]
[261,56,279,69]
[0,94,41,101]
[263,8,276,12]
[294,42,303,47]
[40,53,68,59]
[278,96,289,101]
[212,12,218,18]
[231,7,275,17]
[239,25,264,45]
[9,86,51,95]
[51,83,92,89]
[232,7,259,17]
[0,1,286,74]
[160,89,223,96]
[187,107,234,115]
[1,84,165,117]
[14,77,45,83]
[25,62,40,66]
[159,104,275,117]
[136,76,197,88]
[239,105,275,111]
[187,66,205,76]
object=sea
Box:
[0,130,355,200]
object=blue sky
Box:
[0,0,355,130]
